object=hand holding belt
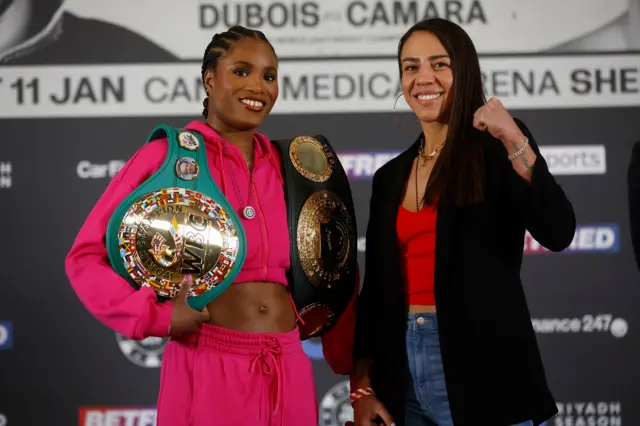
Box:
[272,135,358,340]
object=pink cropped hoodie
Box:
[65,120,356,374]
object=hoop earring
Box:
[393,93,421,134]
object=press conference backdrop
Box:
[1,0,639,425]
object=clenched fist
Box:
[473,97,525,145]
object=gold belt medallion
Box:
[117,187,241,298]
[289,135,335,182]
[297,190,354,289]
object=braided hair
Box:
[201,26,277,118]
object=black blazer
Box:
[627,141,640,271]
[353,119,576,426]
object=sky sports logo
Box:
[336,145,605,179]
[524,224,619,254]
[539,145,606,175]
[79,407,156,426]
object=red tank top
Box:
[396,204,437,306]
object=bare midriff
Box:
[206,282,296,333]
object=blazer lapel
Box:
[375,138,421,304]
[378,138,421,263]
[386,138,421,210]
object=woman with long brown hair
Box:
[348,18,575,426]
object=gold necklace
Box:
[415,140,445,210]
[418,140,446,166]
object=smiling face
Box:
[399,31,454,124]
[204,37,279,131]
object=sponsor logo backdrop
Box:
[1,1,639,425]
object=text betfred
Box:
[79,408,156,426]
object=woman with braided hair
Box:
[65,25,356,426]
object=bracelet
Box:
[508,136,529,161]
[349,387,375,405]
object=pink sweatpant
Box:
[156,323,318,426]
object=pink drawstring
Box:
[249,337,286,425]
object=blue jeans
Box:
[405,313,533,426]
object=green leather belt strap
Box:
[106,125,247,312]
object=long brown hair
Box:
[398,18,486,206]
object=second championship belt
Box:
[273,135,358,340]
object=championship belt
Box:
[106,125,247,312]
[272,135,358,340]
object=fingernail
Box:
[185,274,192,281]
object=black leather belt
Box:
[272,135,358,340]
